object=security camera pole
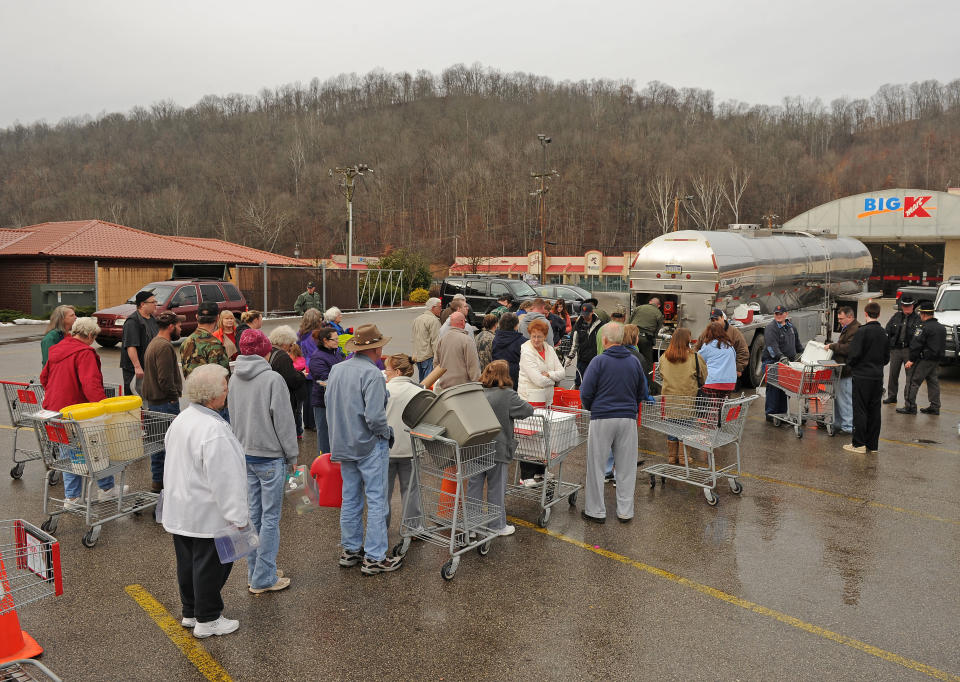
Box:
[530,134,559,285]
[330,164,372,270]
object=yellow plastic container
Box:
[59,403,111,475]
[100,395,144,461]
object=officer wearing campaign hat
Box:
[898,300,946,415]
[762,304,803,421]
[883,295,922,404]
[294,281,321,316]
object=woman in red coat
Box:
[40,317,125,506]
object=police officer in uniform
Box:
[897,300,945,415]
[883,296,921,405]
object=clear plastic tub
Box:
[59,403,111,475]
[99,395,143,462]
[213,525,260,563]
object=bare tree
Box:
[648,174,675,234]
[684,173,725,230]
[721,166,751,224]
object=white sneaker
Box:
[97,484,130,502]
[181,617,197,628]
[193,615,239,639]
[63,497,82,510]
[498,524,516,537]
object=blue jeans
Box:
[339,440,389,561]
[416,358,434,384]
[313,406,331,454]
[148,401,181,483]
[605,450,615,476]
[63,472,115,499]
[834,376,853,432]
[246,458,285,590]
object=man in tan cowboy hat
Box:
[325,324,403,575]
[434,311,480,391]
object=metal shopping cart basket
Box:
[0,519,63,681]
[395,426,500,580]
[32,409,174,548]
[2,382,46,481]
[506,405,589,527]
[640,394,758,505]
[764,362,841,438]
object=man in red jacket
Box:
[40,317,125,507]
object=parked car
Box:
[440,277,539,325]
[93,279,247,347]
[534,284,593,315]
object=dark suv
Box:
[440,277,539,325]
[93,279,247,347]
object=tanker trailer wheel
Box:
[746,336,765,388]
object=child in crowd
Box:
[468,360,534,537]
[287,343,310,439]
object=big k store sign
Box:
[784,188,960,296]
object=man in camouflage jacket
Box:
[181,300,230,378]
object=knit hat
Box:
[239,328,272,356]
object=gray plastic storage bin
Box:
[401,382,501,447]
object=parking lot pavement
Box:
[2,306,959,680]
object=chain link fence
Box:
[235,265,404,315]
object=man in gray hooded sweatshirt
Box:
[518,298,554,346]
[227,329,299,595]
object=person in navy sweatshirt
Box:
[579,322,651,524]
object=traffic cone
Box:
[0,556,43,664]
[438,468,458,519]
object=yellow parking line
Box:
[637,448,960,526]
[509,517,960,681]
[125,584,233,681]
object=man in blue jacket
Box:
[580,323,651,523]
[326,324,402,575]
[763,305,803,421]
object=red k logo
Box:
[904,196,932,218]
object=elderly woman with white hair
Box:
[324,307,346,335]
[267,325,308,437]
[162,363,249,639]
[40,317,126,505]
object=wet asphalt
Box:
[1,305,959,681]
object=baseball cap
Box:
[155,311,185,327]
[134,291,155,306]
[918,301,935,313]
[498,293,513,303]
[307,281,316,288]
[709,308,724,320]
[581,303,594,314]
[899,296,916,306]
[197,300,220,318]
[773,305,788,314]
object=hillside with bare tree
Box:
[1,64,959,262]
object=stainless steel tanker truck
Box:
[629,226,874,386]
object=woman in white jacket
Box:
[384,354,423,542]
[516,318,565,485]
[162,364,248,640]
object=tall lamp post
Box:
[672,195,694,231]
[530,134,559,285]
[330,164,372,269]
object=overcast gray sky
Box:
[1,0,958,129]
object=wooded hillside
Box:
[1,65,959,261]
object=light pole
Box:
[530,134,559,285]
[330,164,372,269]
[673,195,694,231]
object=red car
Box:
[94,280,247,347]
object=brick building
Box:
[0,220,308,314]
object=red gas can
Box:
[310,454,343,508]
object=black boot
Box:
[896,406,917,415]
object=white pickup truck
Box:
[934,276,960,362]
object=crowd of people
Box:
[30,284,946,639]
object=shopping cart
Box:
[32,409,174,548]
[2,382,46,481]
[0,660,61,682]
[0,519,62,680]
[764,362,841,438]
[506,405,589,527]
[640,394,758,505]
[3,381,122,482]
[395,426,500,581]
